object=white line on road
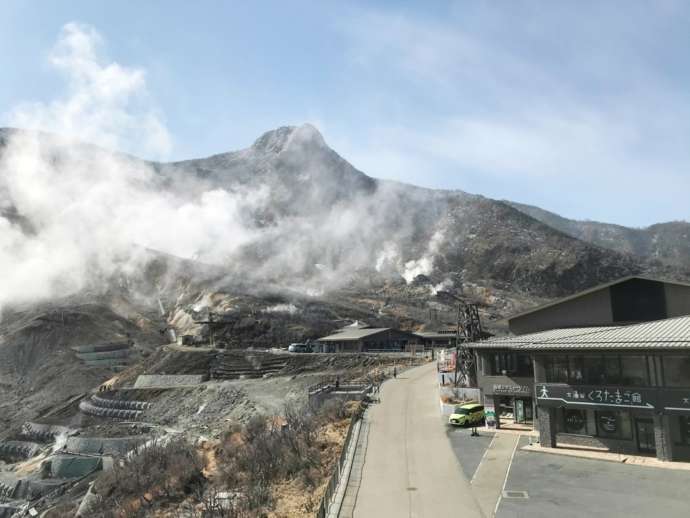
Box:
[471,433,497,485]
[494,434,521,516]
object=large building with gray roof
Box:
[317,327,419,353]
[470,276,690,463]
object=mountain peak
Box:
[251,123,326,154]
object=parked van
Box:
[448,403,484,426]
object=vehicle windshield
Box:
[454,407,470,415]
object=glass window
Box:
[583,356,605,384]
[663,356,690,387]
[595,411,632,439]
[603,356,621,384]
[619,356,648,386]
[569,356,585,384]
[563,409,590,435]
[516,353,533,377]
[546,356,569,383]
[680,417,690,445]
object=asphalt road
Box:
[353,362,484,517]
[499,444,690,518]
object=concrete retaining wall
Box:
[0,440,41,461]
[21,423,71,443]
[65,436,147,456]
[76,349,131,361]
[79,400,143,420]
[134,374,206,388]
[49,455,103,478]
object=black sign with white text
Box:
[536,384,690,413]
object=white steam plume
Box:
[0,23,261,308]
[0,22,450,311]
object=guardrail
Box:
[316,407,363,518]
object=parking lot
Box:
[447,427,690,517]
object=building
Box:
[471,328,614,429]
[527,317,690,461]
[508,276,690,335]
[469,273,690,462]
[415,330,458,349]
[317,328,419,353]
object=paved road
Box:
[353,362,484,517]
[499,443,690,518]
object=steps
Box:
[78,391,152,420]
[20,423,71,443]
[0,440,41,462]
[211,351,288,380]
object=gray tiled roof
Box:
[318,328,391,341]
[521,315,690,350]
[470,326,618,349]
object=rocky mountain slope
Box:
[0,122,687,438]
[507,201,690,271]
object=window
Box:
[515,353,534,377]
[680,417,690,445]
[603,356,621,384]
[562,409,591,435]
[568,356,584,383]
[619,356,648,386]
[557,354,650,386]
[488,352,532,377]
[546,356,569,383]
[595,411,632,439]
[663,356,690,387]
[583,356,606,384]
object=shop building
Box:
[472,327,614,429]
[470,275,690,461]
[525,317,690,461]
[317,327,419,353]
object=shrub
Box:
[91,436,204,517]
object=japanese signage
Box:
[535,384,690,413]
[536,384,656,409]
[492,384,531,395]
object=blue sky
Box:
[1,1,689,227]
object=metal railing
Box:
[316,412,361,518]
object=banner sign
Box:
[492,384,531,395]
[535,384,656,410]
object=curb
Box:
[521,444,690,471]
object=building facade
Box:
[526,322,690,462]
[509,276,690,335]
[317,327,419,353]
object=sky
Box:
[1,0,689,227]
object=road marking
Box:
[470,433,497,485]
[494,434,521,516]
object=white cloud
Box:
[8,22,171,159]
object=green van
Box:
[448,403,484,426]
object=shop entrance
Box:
[635,418,656,454]
[514,398,533,424]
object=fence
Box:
[316,410,362,518]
